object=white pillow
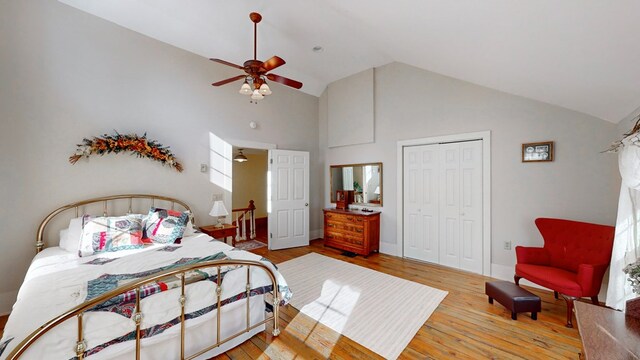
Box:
[59,228,69,248]
[183,220,196,237]
[59,217,83,252]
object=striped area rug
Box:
[277,253,448,359]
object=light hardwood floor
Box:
[0,239,584,359]
[214,239,584,359]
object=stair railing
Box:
[232,200,256,241]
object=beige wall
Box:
[232,153,268,219]
[320,62,621,275]
[0,0,319,313]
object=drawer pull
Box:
[356,218,363,222]
[355,229,363,233]
[347,216,353,221]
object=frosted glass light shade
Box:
[259,83,272,95]
[251,89,264,100]
[239,82,252,95]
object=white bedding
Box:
[0,234,289,359]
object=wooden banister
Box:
[232,200,256,241]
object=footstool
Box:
[485,281,541,320]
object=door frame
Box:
[396,131,492,276]
[227,138,276,246]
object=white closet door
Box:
[459,141,483,273]
[439,143,461,269]
[403,144,439,262]
[437,140,483,271]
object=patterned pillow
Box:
[143,207,189,244]
[78,214,145,257]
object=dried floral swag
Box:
[69,132,183,172]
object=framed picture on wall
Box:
[522,141,554,162]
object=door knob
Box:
[305,203,309,207]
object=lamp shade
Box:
[209,201,229,217]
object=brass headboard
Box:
[36,194,193,253]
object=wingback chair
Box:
[514,218,615,327]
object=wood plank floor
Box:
[0,239,584,359]
[213,239,584,359]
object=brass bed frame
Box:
[7,194,281,360]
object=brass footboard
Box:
[6,259,281,359]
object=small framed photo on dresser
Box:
[522,141,554,162]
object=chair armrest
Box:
[577,263,610,295]
[515,246,550,265]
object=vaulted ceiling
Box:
[59,0,640,123]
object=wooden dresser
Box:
[323,208,381,256]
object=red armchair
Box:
[514,218,615,327]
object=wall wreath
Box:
[69,132,183,172]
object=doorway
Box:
[228,140,310,250]
[397,131,491,275]
[231,147,269,243]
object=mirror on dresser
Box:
[330,163,382,206]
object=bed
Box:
[0,194,291,360]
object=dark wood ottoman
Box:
[486,281,541,320]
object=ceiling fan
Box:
[210,12,303,101]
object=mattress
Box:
[0,234,290,359]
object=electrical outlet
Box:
[200,164,208,173]
[504,241,512,250]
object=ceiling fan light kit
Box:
[210,12,303,103]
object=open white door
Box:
[268,149,310,250]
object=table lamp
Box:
[209,200,228,228]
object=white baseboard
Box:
[0,290,17,315]
[379,241,397,256]
[310,229,323,240]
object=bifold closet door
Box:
[438,141,483,274]
[403,140,483,274]
[403,144,439,263]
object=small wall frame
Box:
[522,141,554,162]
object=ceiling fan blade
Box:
[261,56,286,72]
[266,73,303,89]
[210,58,244,70]
[211,75,246,87]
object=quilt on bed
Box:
[0,234,291,359]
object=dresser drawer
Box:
[326,219,364,234]
[325,212,365,224]
[325,230,363,246]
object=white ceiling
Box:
[59,0,640,123]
